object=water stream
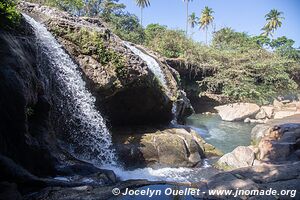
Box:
[186,114,255,153]
[123,41,178,122]
[123,41,167,86]
[24,14,116,165]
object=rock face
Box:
[0,20,58,177]
[215,103,260,121]
[18,2,193,126]
[113,128,223,168]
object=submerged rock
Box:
[113,127,222,168]
[214,103,260,122]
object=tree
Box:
[109,12,145,44]
[262,9,284,37]
[183,0,193,35]
[100,0,125,21]
[144,23,167,44]
[270,36,300,60]
[199,6,214,44]
[134,0,150,26]
[188,12,198,29]
[47,0,84,14]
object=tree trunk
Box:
[186,2,189,35]
[206,27,208,45]
[141,8,143,27]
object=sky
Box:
[118,0,300,47]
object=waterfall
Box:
[123,42,177,122]
[123,42,167,87]
[23,14,116,166]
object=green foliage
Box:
[144,23,166,45]
[108,13,145,44]
[144,26,300,103]
[269,36,300,60]
[0,0,21,29]
[62,27,125,68]
[261,9,284,37]
[100,0,125,21]
[252,35,271,47]
[146,28,188,58]
[135,0,150,9]
[212,28,260,51]
[198,30,299,104]
[29,0,84,13]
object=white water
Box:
[24,14,116,165]
[106,159,215,183]
[123,41,167,87]
[123,41,178,122]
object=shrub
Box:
[0,0,21,29]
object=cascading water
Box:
[23,14,116,165]
[123,41,167,87]
[123,41,177,123]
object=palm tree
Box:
[199,6,214,44]
[262,9,284,37]
[188,12,198,29]
[135,0,150,26]
[183,0,193,35]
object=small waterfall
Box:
[123,42,177,122]
[23,14,116,165]
[123,42,167,86]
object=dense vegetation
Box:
[13,0,300,103]
[0,0,21,29]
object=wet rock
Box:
[215,103,260,122]
[113,127,222,168]
[0,25,58,177]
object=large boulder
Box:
[18,2,193,126]
[217,146,255,169]
[215,103,260,121]
[113,127,222,168]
